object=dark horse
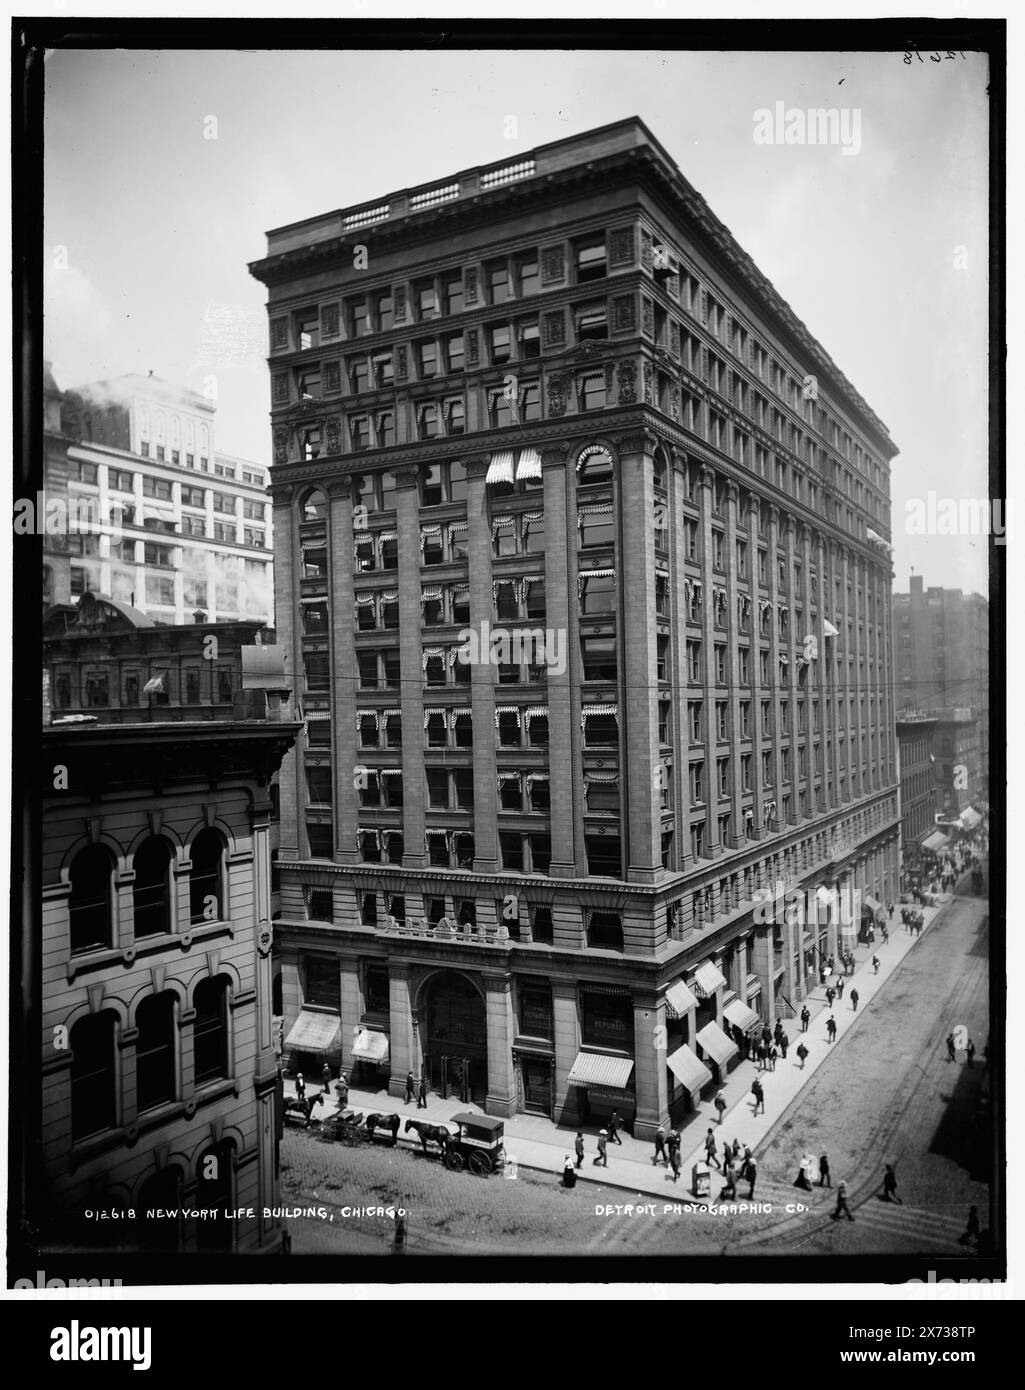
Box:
[365,1112,401,1145]
[404,1118,454,1156]
[284,1091,325,1127]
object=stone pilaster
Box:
[541,445,578,878]
[483,971,515,1116]
[466,457,498,873]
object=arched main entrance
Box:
[421,971,487,1105]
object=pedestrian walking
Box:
[959,1206,980,1247]
[595,1130,608,1167]
[754,1041,764,1071]
[714,1092,728,1125]
[761,1025,772,1047]
[608,1110,623,1144]
[780,1031,790,1060]
[836,976,845,1000]
[872,956,880,975]
[746,1156,757,1199]
[818,1153,832,1187]
[417,1074,428,1108]
[751,1078,765,1115]
[732,1138,742,1161]
[966,1038,976,1068]
[881,1164,902,1203]
[653,1126,667,1167]
[832,1179,855,1221]
[768,1044,778,1072]
[322,1062,332,1093]
[404,1070,416,1104]
[670,1145,682,1183]
[295,1072,305,1101]
[828,954,836,973]
[826,986,836,1008]
[794,1156,813,1191]
[562,1154,576,1188]
[945,1033,957,1063]
[796,1041,809,1069]
[800,1005,810,1033]
[850,988,859,1012]
[705,1128,722,1169]
[881,923,889,944]
[826,1015,837,1043]
[574,1130,585,1169]
[888,902,895,920]
[773,1021,785,1046]
[337,1071,349,1109]
[720,1158,737,1199]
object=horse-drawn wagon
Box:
[442,1113,506,1176]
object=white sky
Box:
[43,46,991,594]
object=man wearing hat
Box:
[653,1126,668,1167]
[295,1072,305,1102]
[574,1130,585,1169]
[595,1130,609,1166]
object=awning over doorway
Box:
[567,1051,635,1090]
[284,1009,342,1054]
[666,1044,712,1094]
[959,806,982,829]
[695,1021,739,1068]
[722,998,760,1033]
[863,893,883,912]
[352,1028,390,1063]
[922,830,950,853]
[691,962,727,998]
[664,979,699,1018]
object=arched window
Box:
[135,992,177,1111]
[652,448,668,491]
[70,1011,118,1140]
[154,411,166,442]
[193,977,230,1084]
[140,406,150,439]
[302,488,327,521]
[42,564,53,607]
[69,844,115,954]
[577,445,614,485]
[189,828,225,924]
[586,910,624,951]
[133,837,174,937]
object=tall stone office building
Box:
[249,119,900,1138]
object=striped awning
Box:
[486,450,515,485]
[959,806,982,829]
[352,1029,390,1063]
[285,1010,342,1055]
[491,514,517,536]
[692,962,726,997]
[581,703,617,721]
[143,674,167,695]
[922,830,950,853]
[722,999,760,1033]
[664,979,699,1018]
[823,618,839,637]
[667,1044,712,1094]
[567,1052,635,1090]
[516,447,542,480]
[695,1021,739,1068]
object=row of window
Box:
[53,665,236,710]
[65,831,227,956]
[67,980,231,1143]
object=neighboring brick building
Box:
[32,697,299,1256]
[931,708,982,817]
[893,575,989,796]
[895,713,938,863]
[248,117,900,1138]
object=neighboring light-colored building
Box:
[249,116,901,1138]
[41,370,273,625]
[893,574,989,797]
[32,647,299,1256]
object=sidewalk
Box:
[285,886,965,1199]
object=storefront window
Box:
[304,955,340,1010]
[365,964,389,1013]
[581,991,633,1049]
[518,985,553,1040]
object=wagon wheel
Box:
[468,1151,492,1177]
[444,1149,464,1171]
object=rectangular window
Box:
[576,236,607,282]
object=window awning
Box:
[516,447,542,480]
[922,830,950,853]
[664,979,699,1018]
[695,1021,739,1068]
[567,1052,635,1090]
[285,1010,342,1054]
[143,674,166,695]
[863,893,883,911]
[486,450,515,485]
[352,1028,390,1063]
[667,1044,712,1094]
[959,806,982,829]
[823,619,840,637]
[692,962,727,997]
[722,999,760,1033]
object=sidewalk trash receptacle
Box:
[692,1162,711,1197]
